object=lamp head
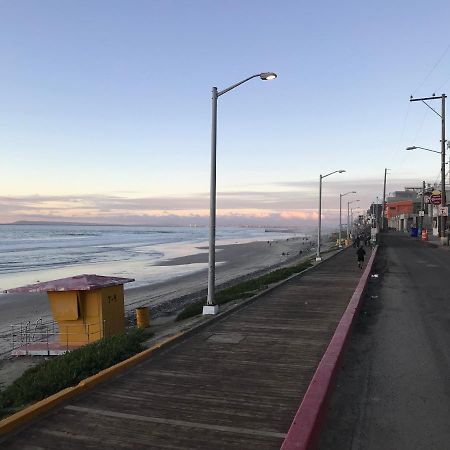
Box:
[338,170,346,173]
[260,72,277,80]
[406,146,417,151]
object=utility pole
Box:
[376,196,379,230]
[410,94,447,239]
[406,184,427,231]
[382,168,389,231]
[422,180,426,231]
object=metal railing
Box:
[10,318,106,356]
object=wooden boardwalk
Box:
[2,248,364,450]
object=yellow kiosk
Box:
[9,274,134,347]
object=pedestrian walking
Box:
[356,245,366,269]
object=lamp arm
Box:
[217,74,260,97]
[419,147,441,154]
[323,170,340,178]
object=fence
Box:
[10,318,106,356]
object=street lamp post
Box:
[347,199,359,241]
[381,168,390,231]
[204,72,277,315]
[339,191,356,247]
[376,196,379,229]
[352,207,362,232]
[351,208,354,235]
[316,169,346,261]
[351,208,362,235]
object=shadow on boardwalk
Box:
[2,247,368,450]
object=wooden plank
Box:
[1,249,365,450]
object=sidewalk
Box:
[319,233,450,449]
[1,248,370,450]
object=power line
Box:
[437,71,450,92]
[412,43,450,96]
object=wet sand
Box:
[0,236,315,357]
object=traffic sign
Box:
[418,210,425,217]
[438,206,448,216]
[430,191,442,205]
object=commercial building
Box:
[386,186,449,235]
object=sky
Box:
[1,0,450,227]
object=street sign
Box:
[418,210,425,217]
[430,191,442,205]
[438,206,448,216]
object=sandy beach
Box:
[0,236,316,358]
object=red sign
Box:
[430,193,442,205]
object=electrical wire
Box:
[412,108,433,143]
[412,43,450,96]
[436,71,450,92]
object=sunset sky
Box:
[1,0,450,226]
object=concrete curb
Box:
[0,244,345,440]
[280,246,378,450]
[0,333,183,437]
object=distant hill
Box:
[3,220,201,228]
[6,220,115,226]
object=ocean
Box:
[0,224,296,292]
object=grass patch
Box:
[176,259,313,321]
[0,328,147,418]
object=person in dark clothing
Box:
[356,245,366,269]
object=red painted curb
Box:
[280,246,378,450]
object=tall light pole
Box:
[376,196,379,229]
[339,191,356,247]
[204,72,277,315]
[352,207,363,235]
[381,168,390,231]
[410,94,447,239]
[316,169,346,261]
[351,208,354,235]
[347,199,359,241]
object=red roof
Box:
[7,274,135,293]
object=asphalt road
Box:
[320,232,450,450]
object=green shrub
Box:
[0,328,146,418]
[176,259,312,321]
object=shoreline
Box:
[0,235,329,387]
[123,237,315,315]
[0,236,316,358]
